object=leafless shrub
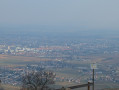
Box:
[21,71,55,90]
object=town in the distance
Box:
[0,31,119,89]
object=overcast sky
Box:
[0,0,119,32]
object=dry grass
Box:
[1,84,20,90]
[0,54,8,59]
[0,54,55,65]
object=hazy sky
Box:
[0,0,119,32]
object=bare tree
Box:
[0,80,4,90]
[21,71,55,90]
